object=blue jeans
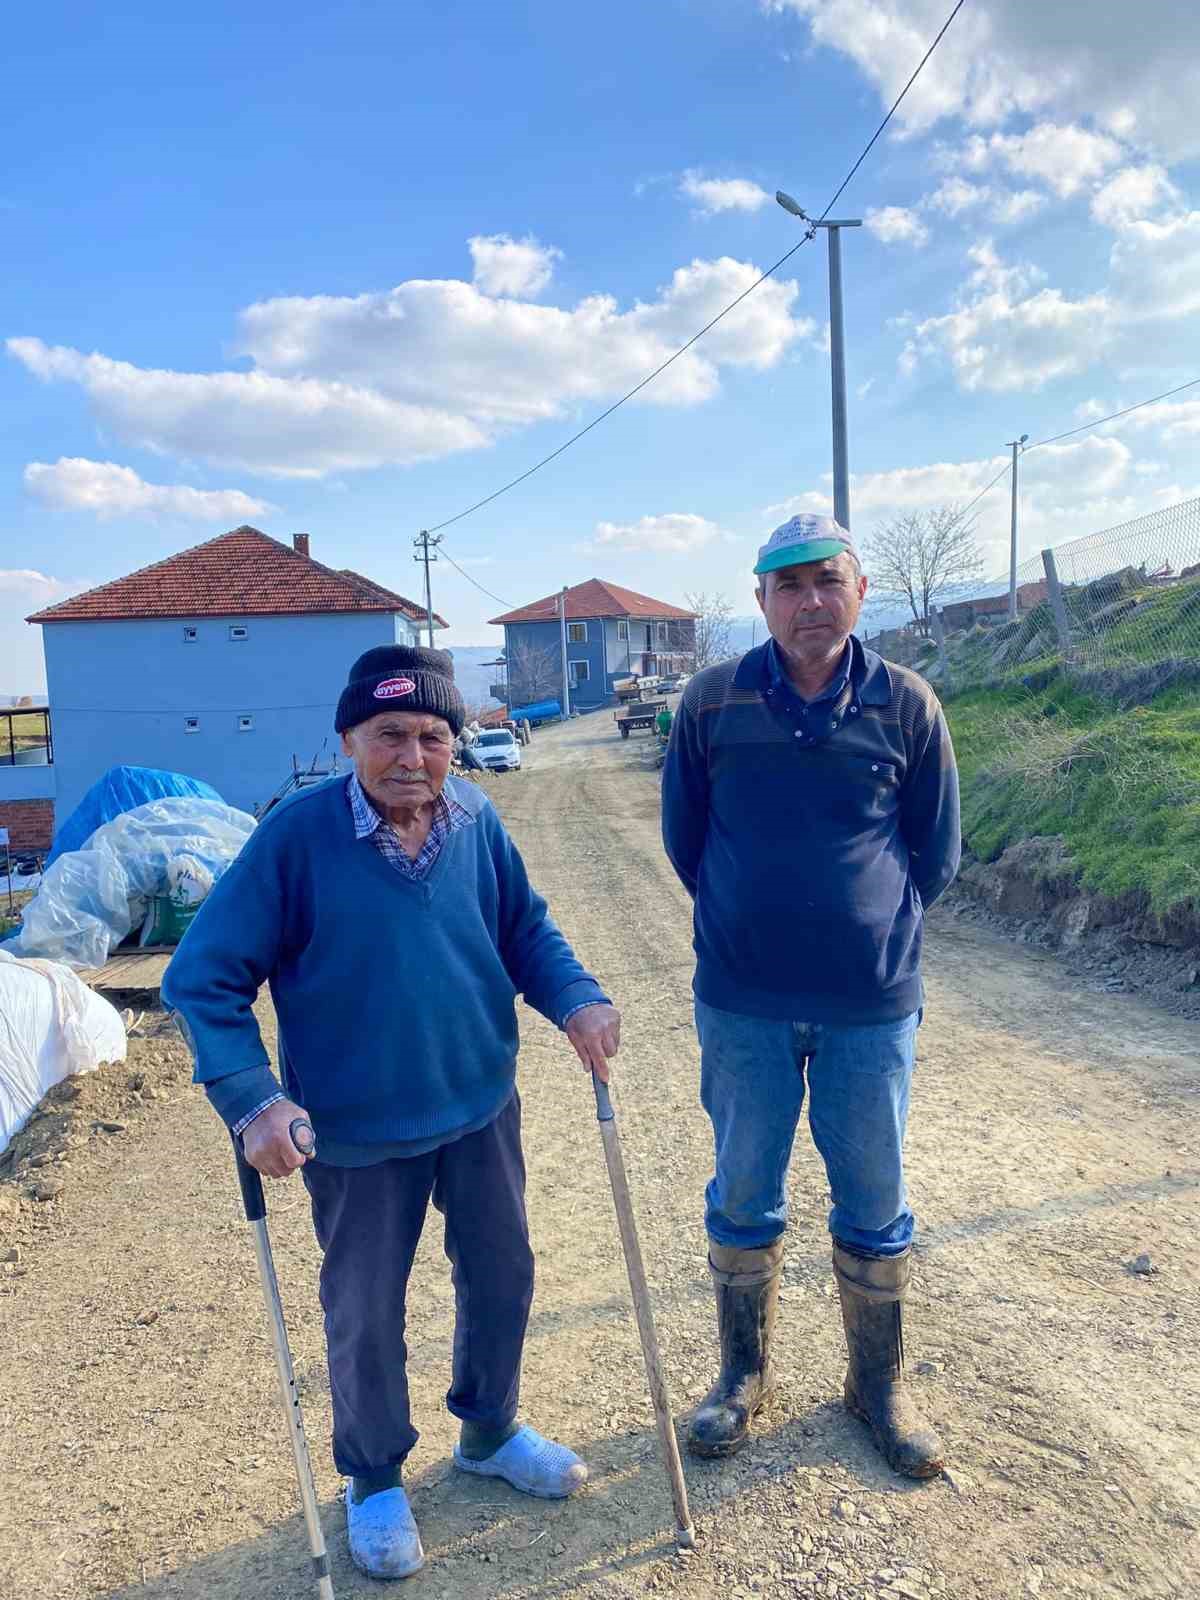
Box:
[696,999,919,1260]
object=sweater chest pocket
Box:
[822,753,900,824]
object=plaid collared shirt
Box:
[347,773,474,879]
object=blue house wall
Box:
[42,610,418,823]
[502,618,611,712]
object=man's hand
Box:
[565,1004,622,1083]
[242,1097,314,1179]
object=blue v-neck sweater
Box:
[162,776,606,1149]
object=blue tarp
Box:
[47,766,224,865]
[509,700,562,723]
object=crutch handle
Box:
[230,1118,316,1223]
[591,1069,615,1123]
[231,1131,266,1222]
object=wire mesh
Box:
[886,495,1200,693]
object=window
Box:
[182,625,198,642]
[237,715,254,732]
[569,660,590,684]
[228,624,249,641]
[184,717,200,734]
[477,730,516,748]
[567,622,587,643]
[657,623,670,645]
[616,620,629,642]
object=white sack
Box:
[0,950,127,1153]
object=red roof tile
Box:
[28,527,442,625]
[337,569,447,630]
[489,578,695,626]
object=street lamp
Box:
[777,192,862,532]
[1005,433,1029,621]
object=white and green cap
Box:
[754,514,857,576]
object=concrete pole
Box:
[1042,548,1072,655]
[828,225,850,533]
[558,587,571,718]
[414,530,440,647]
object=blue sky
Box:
[5,0,1200,689]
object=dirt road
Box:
[2,713,1197,1600]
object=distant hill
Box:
[445,645,506,711]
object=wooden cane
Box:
[591,1072,696,1548]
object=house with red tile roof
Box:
[489,579,695,713]
[23,526,450,832]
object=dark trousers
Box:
[302,1094,534,1476]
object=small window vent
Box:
[183,625,198,642]
[237,714,254,732]
[228,624,249,641]
[184,716,200,734]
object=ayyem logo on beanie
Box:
[373,676,417,700]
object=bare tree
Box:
[504,638,562,707]
[861,505,985,635]
[685,592,735,670]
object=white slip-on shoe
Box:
[452,1424,588,1499]
[345,1483,425,1579]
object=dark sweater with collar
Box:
[661,636,960,1023]
[162,775,607,1150]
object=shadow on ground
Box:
[100,1405,937,1600]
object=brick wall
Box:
[0,800,55,853]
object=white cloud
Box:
[865,206,929,247]
[591,513,724,554]
[762,433,1163,575]
[8,248,815,479]
[765,1,1200,162]
[23,457,277,521]
[679,172,771,215]
[7,339,487,479]
[926,177,989,216]
[1090,165,1178,227]
[978,123,1123,198]
[925,177,1045,225]
[468,233,562,298]
[990,188,1045,224]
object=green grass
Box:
[944,669,1200,914]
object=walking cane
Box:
[231,1121,336,1600]
[591,1073,696,1549]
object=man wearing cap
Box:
[164,645,621,1580]
[662,516,960,1477]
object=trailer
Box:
[614,699,667,739]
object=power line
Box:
[438,546,514,610]
[954,373,1200,523]
[958,461,1013,521]
[816,0,966,224]
[1027,376,1200,451]
[424,0,968,538]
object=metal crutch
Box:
[231,1120,335,1600]
[590,1073,696,1549]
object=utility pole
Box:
[1005,435,1028,621]
[777,192,862,531]
[557,587,571,718]
[413,529,442,647]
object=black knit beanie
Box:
[335,645,466,735]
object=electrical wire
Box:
[1026,376,1200,451]
[437,546,514,609]
[816,0,966,223]
[950,373,1200,524]
[423,0,969,538]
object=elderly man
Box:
[662,515,959,1477]
[164,645,620,1581]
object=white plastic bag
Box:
[0,950,127,1153]
[8,798,255,970]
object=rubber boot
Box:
[687,1239,783,1458]
[833,1243,944,1479]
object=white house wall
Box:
[42,611,409,822]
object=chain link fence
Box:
[900,495,1200,694]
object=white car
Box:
[474,728,523,772]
